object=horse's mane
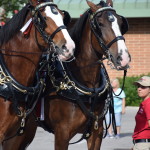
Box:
[69,10,89,45]
[0,3,30,46]
[69,1,107,45]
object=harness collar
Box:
[49,56,109,98]
[0,54,41,93]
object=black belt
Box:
[133,139,150,144]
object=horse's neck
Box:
[1,26,41,86]
[71,24,101,88]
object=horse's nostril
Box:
[117,55,122,65]
[62,45,66,49]
[62,45,69,52]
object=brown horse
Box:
[0,0,75,147]
[3,0,131,150]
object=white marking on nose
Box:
[44,6,75,54]
[111,15,130,67]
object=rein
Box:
[0,48,49,55]
[112,70,127,97]
[59,59,106,72]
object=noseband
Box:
[31,2,66,46]
[89,7,125,60]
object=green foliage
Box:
[118,73,150,106]
[0,0,28,19]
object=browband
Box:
[33,2,57,15]
[90,7,115,19]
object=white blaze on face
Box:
[44,6,75,58]
[111,15,130,67]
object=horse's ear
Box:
[86,0,98,12]
[106,0,113,7]
[29,0,38,6]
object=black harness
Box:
[31,2,68,54]
[50,59,109,103]
[46,55,112,142]
[0,54,45,115]
[32,2,67,43]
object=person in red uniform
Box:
[132,76,150,150]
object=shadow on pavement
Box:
[120,132,132,138]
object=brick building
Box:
[56,0,150,79]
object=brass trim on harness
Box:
[0,65,27,94]
[62,76,93,96]
[98,82,109,97]
[72,84,92,96]
[0,65,12,85]
[49,59,109,97]
[11,83,27,94]
[52,74,109,96]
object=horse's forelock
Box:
[99,1,108,7]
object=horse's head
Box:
[29,0,75,61]
[87,0,131,70]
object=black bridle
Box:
[89,7,125,66]
[31,2,66,50]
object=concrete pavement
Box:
[28,106,138,150]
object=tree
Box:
[0,0,28,19]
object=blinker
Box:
[107,12,115,22]
[51,6,58,15]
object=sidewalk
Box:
[28,106,138,150]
